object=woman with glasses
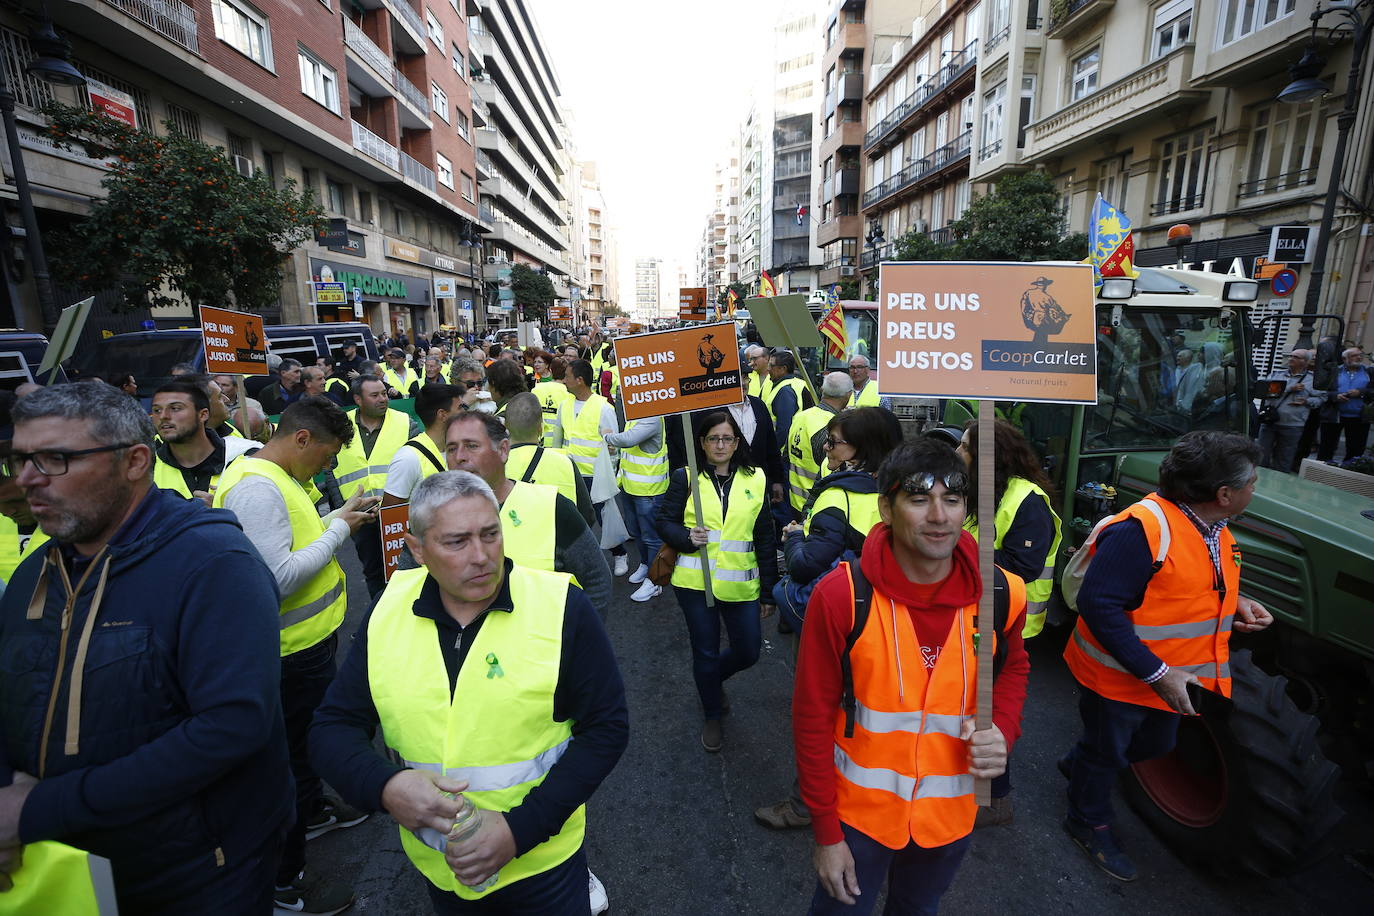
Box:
[656,411,777,753]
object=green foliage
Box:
[509,262,556,322]
[600,302,624,318]
[40,103,325,312]
[836,277,860,300]
[716,281,750,306]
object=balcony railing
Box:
[387,0,426,42]
[861,130,972,208]
[1150,193,1205,217]
[985,24,1010,54]
[774,159,812,179]
[352,120,399,170]
[864,39,978,151]
[978,139,1003,162]
[1236,168,1318,200]
[860,241,898,268]
[392,68,429,114]
[344,19,392,78]
[99,0,198,54]
[401,151,436,191]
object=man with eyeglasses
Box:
[785,372,853,521]
[0,391,47,584]
[745,346,773,400]
[0,380,292,912]
[846,356,892,410]
[793,438,1028,915]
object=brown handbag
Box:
[648,545,679,586]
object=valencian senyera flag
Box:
[1089,195,1136,289]
[818,299,847,362]
[759,271,777,298]
[727,288,739,316]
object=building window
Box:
[455,108,470,141]
[1152,0,1192,59]
[460,171,475,202]
[426,10,444,48]
[1217,0,1295,47]
[431,82,449,121]
[212,0,272,68]
[449,0,459,12]
[1070,47,1100,101]
[1017,74,1036,148]
[436,153,454,189]
[980,81,1006,160]
[165,102,201,140]
[1097,154,1129,206]
[1242,101,1325,198]
[452,43,464,75]
[326,178,347,214]
[953,180,971,220]
[298,47,339,113]
[358,189,373,222]
[1154,128,1209,215]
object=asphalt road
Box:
[305,542,1374,915]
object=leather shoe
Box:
[701,719,723,753]
[754,800,811,829]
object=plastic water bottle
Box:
[449,795,500,892]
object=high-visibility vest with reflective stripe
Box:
[382,366,419,396]
[763,376,806,424]
[786,406,835,512]
[325,377,351,399]
[367,566,583,899]
[672,467,764,601]
[213,457,347,656]
[531,380,571,445]
[334,409,411,499]
[403,434,446,483]
[1063,493,1239,711]
[557,394,609,477]
[962,477,1062,639]
[849,381,881,408]
[150,436,256,500]
[507,444,580,508]
[617,420,669,497]
[0,515,46,582]
[6,840,117,914]
[835,563,1025,849]
[501,480,559,575]
[747,372,772,400]
[804,485,881,543]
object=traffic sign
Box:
[1270,268,1298,296]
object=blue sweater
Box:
[2,487,290,905]
[1076,517,1165,679]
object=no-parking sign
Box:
[1270,268,1298,296]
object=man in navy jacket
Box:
[0,381,290,913]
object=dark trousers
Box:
[1065,687,1179,828]
[425,845,590,915]
[1316,417,1371,463]
[1291,409,1323,470]
[806,824,971,916]
[353,520,386,598]
[673,586,761,719]
[125,823,284,915]
[277,632,339,884]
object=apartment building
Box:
[634,256,661,317]
[697,141,741,303]
[970,0,1374,348]
[815,0,868,289]
[1,0,492,337]
[738,104,764,288]
[859,0,982,279]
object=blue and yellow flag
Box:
[1089,195,1136,289]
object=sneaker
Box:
[630,580,662,602]
[305,798,369,840]
[974,795,1014,829]
[627,562,650,584]
[701,718,723,753]
[613,555,630,577]
[1063,818,1137,882]
[588,870,609,915]
[754,799,811,830]
[273,871,355,915]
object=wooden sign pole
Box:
[974,402,996,807]
[235,376,250,436]
[680,413,715,609]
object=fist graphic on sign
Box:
[1021,276,1070,345]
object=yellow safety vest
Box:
[403,433,446,482]
[962,476,1062,638]
[0,516,48,582]
[849,381,881,408]
[214,457,348,655]
[500,480,560,575]
[763,376,806,424]
[507,444,580,507]
[804,485,882,543]
[150,437,255,499]
[786,406,836,512]
[325,377,351,399]
[617,420,669,497]
[557,394,609,478]
[5,840,116,914]
[747,372,772,400]
[531,380,571,446]
[672,467,765,602]
[335,409,411,499]
[382,366,419,396]
[368,566,583,900]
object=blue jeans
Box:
[617,490,663,567]
[807,824,971,916]
[673,586,761,719]
[1065,687,1180,828]
[426,845,589,915]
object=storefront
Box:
[308,257,433,335]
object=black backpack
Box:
[839,562,1014,739]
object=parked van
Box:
[0,332,66,391]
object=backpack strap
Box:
[521,446,546,483]
[404,439,444,473]
[840,561,873,739]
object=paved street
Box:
[309,543,1374,915]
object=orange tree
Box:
[40,103,324,312]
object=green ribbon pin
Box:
[508,509,522,527]
[972,631,981,653]
[485,652,504,679]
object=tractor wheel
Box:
[1121,649,1344,877]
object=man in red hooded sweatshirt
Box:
[793,438,1030,914]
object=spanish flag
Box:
[759,271,777,298]
[727,288,739,316]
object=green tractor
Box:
[940,266,1370,878]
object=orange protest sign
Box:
[200,305,269,376]
[877,262,1098,404]
[678,287,707,321]
[379,503,410,582]
[614,322,743,421]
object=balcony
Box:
[774,159,812,180]
[864,39,978,155]
[343,19,430,124]
[1236,168,1319,202]
[775,129,811,151]
[978,139,1003,163]
[352,120,399,171]
[1046,0,1115,40]
[822,120,865,152]
[839,72,864,103]
[836,167,860,195]
[468,23,492,57]
[859,241,898,268]
[401,150,436,192]
[861,130,971,209]
[386,0,427,48]
[1023,47,1205,162]
[475,126,563,216]
[98,0,198,54]
[827,20,865,56]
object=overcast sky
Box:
[527,0,779,308]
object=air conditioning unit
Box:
[840,266,856,277]
[486,256,501,264]
[913,219,930,233]
[232,155,254,178]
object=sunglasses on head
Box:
[885,470,969,498]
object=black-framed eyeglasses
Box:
[885,470,969,498]
[823,437,850,449]
[8,443,140,477]
[704,435,737,445]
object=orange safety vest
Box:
[1062,494,1239,712]
[833,564,1025,849]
